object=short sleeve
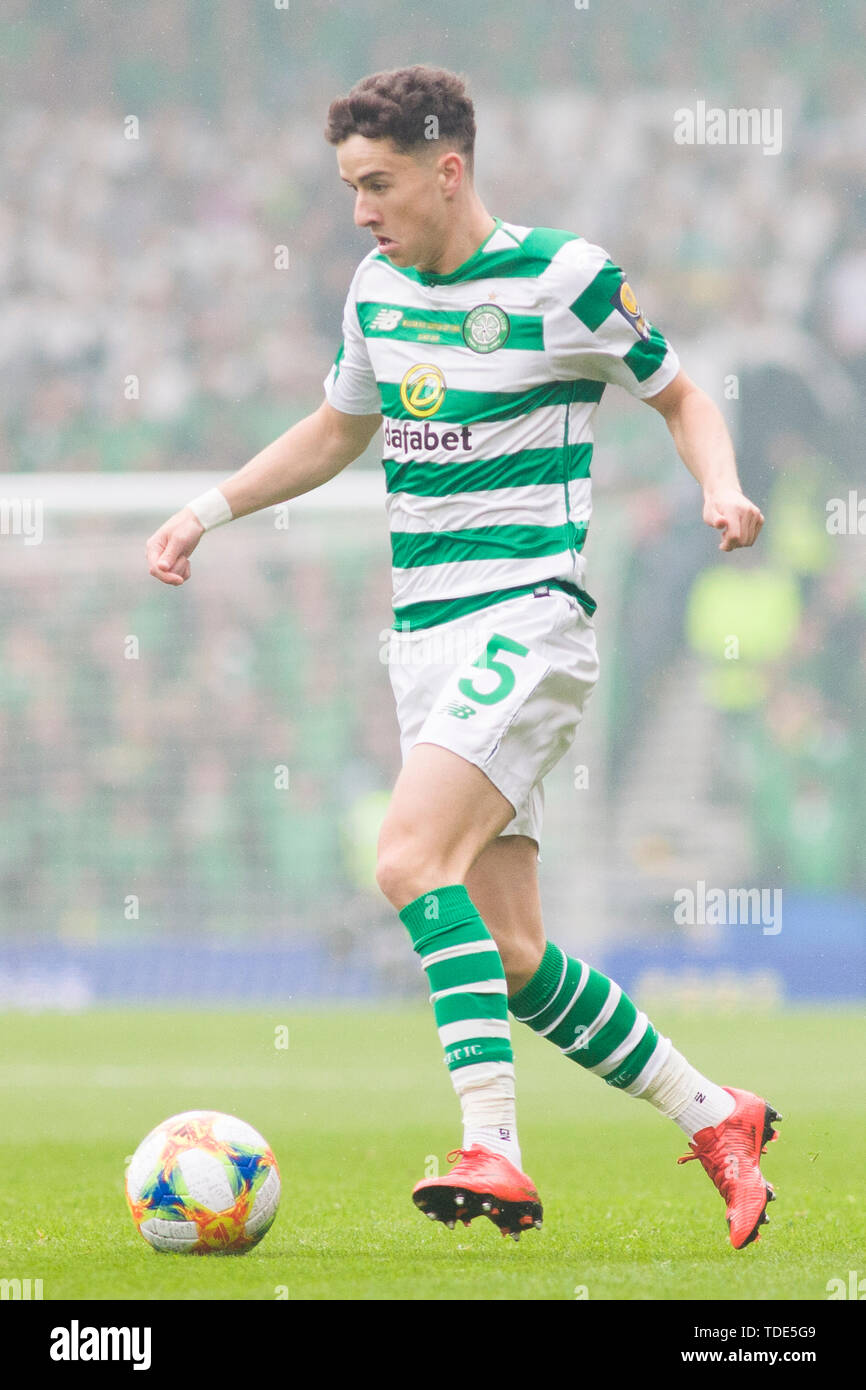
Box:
[544,239,680,400]
[323,263,382,415]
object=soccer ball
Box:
[125,1110,281,1254]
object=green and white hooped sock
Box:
[508,940,669,1093]
[509,942,735,1138]
[400,885,522,1166]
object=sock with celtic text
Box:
[508,942,734,1137]
[399,884,521,1166]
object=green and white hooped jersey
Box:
[323,218,680,630]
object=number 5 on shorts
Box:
[457,634,529,706]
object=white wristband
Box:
[187,487,233,530]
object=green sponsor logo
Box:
[462,303,511,353]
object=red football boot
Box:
[413,1146,543,1240]
[677,1087,782,1248]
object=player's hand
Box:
[702,488,764,552]
[145,508,204,585]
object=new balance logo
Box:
[369,308,403,331]
[442,701,477,720]
[695,1091,706,1104]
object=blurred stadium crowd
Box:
[0,518,399,938]
[1,0,864,939]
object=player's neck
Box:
[418,199,496,277]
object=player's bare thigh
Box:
[375,742,515,911]
[375,742,545,990]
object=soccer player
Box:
[146,66,779,1249]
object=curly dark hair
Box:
[324,65,475,170]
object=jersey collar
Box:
[377,216,504,286]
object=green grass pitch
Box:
[0,1006,862,1301]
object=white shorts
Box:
[387,587,600,845]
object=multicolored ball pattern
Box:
[126,1110,281,1254]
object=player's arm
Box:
[145,400,381,586]
[646,369,764,552]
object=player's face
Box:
[337,135,452,271]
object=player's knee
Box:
[375,840,461,912]
[374,849,403,907]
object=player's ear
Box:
[438,150,465,198]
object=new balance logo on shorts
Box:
[442,701,477,720]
